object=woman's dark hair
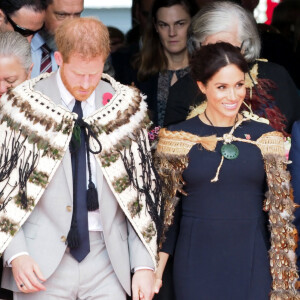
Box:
[135,0,197,81]
[190,42,248,85]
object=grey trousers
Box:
[14,232,126,300]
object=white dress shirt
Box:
[56,69,103,232]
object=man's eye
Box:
[158,23,167,28]
[55,13,67,19]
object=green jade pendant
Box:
[221,143,239,160]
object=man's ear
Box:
[197,81,206,94]
[54,51,63,66]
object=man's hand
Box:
[12,255,46,293]
[132,269,155,300]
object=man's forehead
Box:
[65,52,105,65]
[11,7,45,31]
[51,0,84,11]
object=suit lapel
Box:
[41,72,62,105]
[95,82,104,110]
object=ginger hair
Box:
[55,17,110,62]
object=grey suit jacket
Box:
[2,72,153,295]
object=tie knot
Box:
[73,100,83,118]
[41,43,51,54]
[74,100,82,108]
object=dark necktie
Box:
[40,44,52,74]
[69,100,90,262]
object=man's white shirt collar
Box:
[56,68,95,113]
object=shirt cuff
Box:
[7,252,29,267]
[134,266,154,273]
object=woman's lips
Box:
[222,102,239,110]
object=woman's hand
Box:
[153,252,169,294]
[154,277,163,294]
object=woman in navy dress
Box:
[154,42,298,300]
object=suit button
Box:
[61,236,67,243]
[66,206,72,212]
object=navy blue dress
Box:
[163,116,273,300]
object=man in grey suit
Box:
[1,17,159,300]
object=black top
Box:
[162,116,274,300]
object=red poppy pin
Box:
[102,92,113,106]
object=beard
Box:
[39,28,57,51]
[60,66,96,101]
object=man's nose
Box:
[81,75,90,89]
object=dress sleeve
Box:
[160,200,182,255]
[288,121,300,274]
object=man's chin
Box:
[73,91,92,101]
[39,29,57,50]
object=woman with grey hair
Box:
[0,31,33,99]
[164,1,300,134]
[188,1,260,61]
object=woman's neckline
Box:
[167,66,189,72]
[197,114,235,129]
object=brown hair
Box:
[135,0,197,81]
[55,17,110,62]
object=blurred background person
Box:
[270,0,300,89]
[272,0,300,52]
[127,0,155,46]
[0,31,33,299]
[0,31,33,99]
[108,26,125,53]
[31,0,115,78]
[111,0,156,88]
[0,0,46,43]
[132,0,197,127]
[30,0,84,78]
[165,1,300,134]
[156,41,298,300]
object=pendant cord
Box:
[203,110,239,139]
[202,110,240,183]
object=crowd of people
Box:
[0,0,300,299]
